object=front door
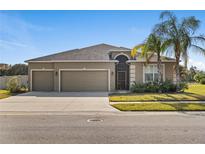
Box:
[115,55,129,90]
[117,71,126,90]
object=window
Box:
[144,65,163,82]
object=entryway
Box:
[115,55,129,90]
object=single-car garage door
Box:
[61,70,108,92]
[32,71,54,91]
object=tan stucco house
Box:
[26,43,176,92]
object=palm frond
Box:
[161,39,173,53]
[191,35,205,45]
[140,45,147,58]
[159,11,176,21]
[181,16,200,34]
[191,44,205,56]
[131,44,144,58]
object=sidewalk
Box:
[110,101,205,104]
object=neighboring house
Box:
[25,43,176,92]
[0,63,10,70]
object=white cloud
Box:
[188,59,205,71]
[0,12,52,51]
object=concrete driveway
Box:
[0,92,118,112]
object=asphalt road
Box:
[0,112,205,144]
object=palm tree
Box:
[154,11,205,89]
[131,33,168,84]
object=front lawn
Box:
[112,102,205,111]
[0,90,12,99]
[109,84,205,102]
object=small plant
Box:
[200,78,205,85]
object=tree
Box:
[6,64,28,76]
[194,72,205,83]
[131,33,168,84]
[188,66,198,81]
[154,11,205,89]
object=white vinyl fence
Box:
[0,75,28,90]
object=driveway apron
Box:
[0,92,118,112]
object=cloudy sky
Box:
[0,10,205,70]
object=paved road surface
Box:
[0,112,205,143]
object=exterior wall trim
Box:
[113,52,130,60]
[127,60,176,63]
[59,68,111,92]
[129,64,136,88]
[30,69,55,91]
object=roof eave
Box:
[26,60,119,63]
[127,60,176,63]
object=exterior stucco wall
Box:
[28,62,116,91]
[134,63,144,83]
[164,62,175,81]
[28,61,175,91]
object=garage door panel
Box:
[61,71,108,91]
[32,71,54,91]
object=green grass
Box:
[0,90,12,99]
[112,102,205,111]
[109,84,205,102]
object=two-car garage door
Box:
[31,70,109,92]
[60,70,108,92]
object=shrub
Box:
[130,82,146,93]
[145,82,159,93]
[194,73,205,83]
[19,84,28,93]
[7,76,21,93]
[178,82,189,92]
[6,77,28,93]
[200,78,205,84]
[130,80,188,93]
[159,80,177,92]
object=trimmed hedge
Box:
[130,80,188,93]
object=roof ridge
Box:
[77,43,119,50]
[25,48,79,62]
[25,43,133,62]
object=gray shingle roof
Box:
[25,43,176,62]
[25,43,131,62]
